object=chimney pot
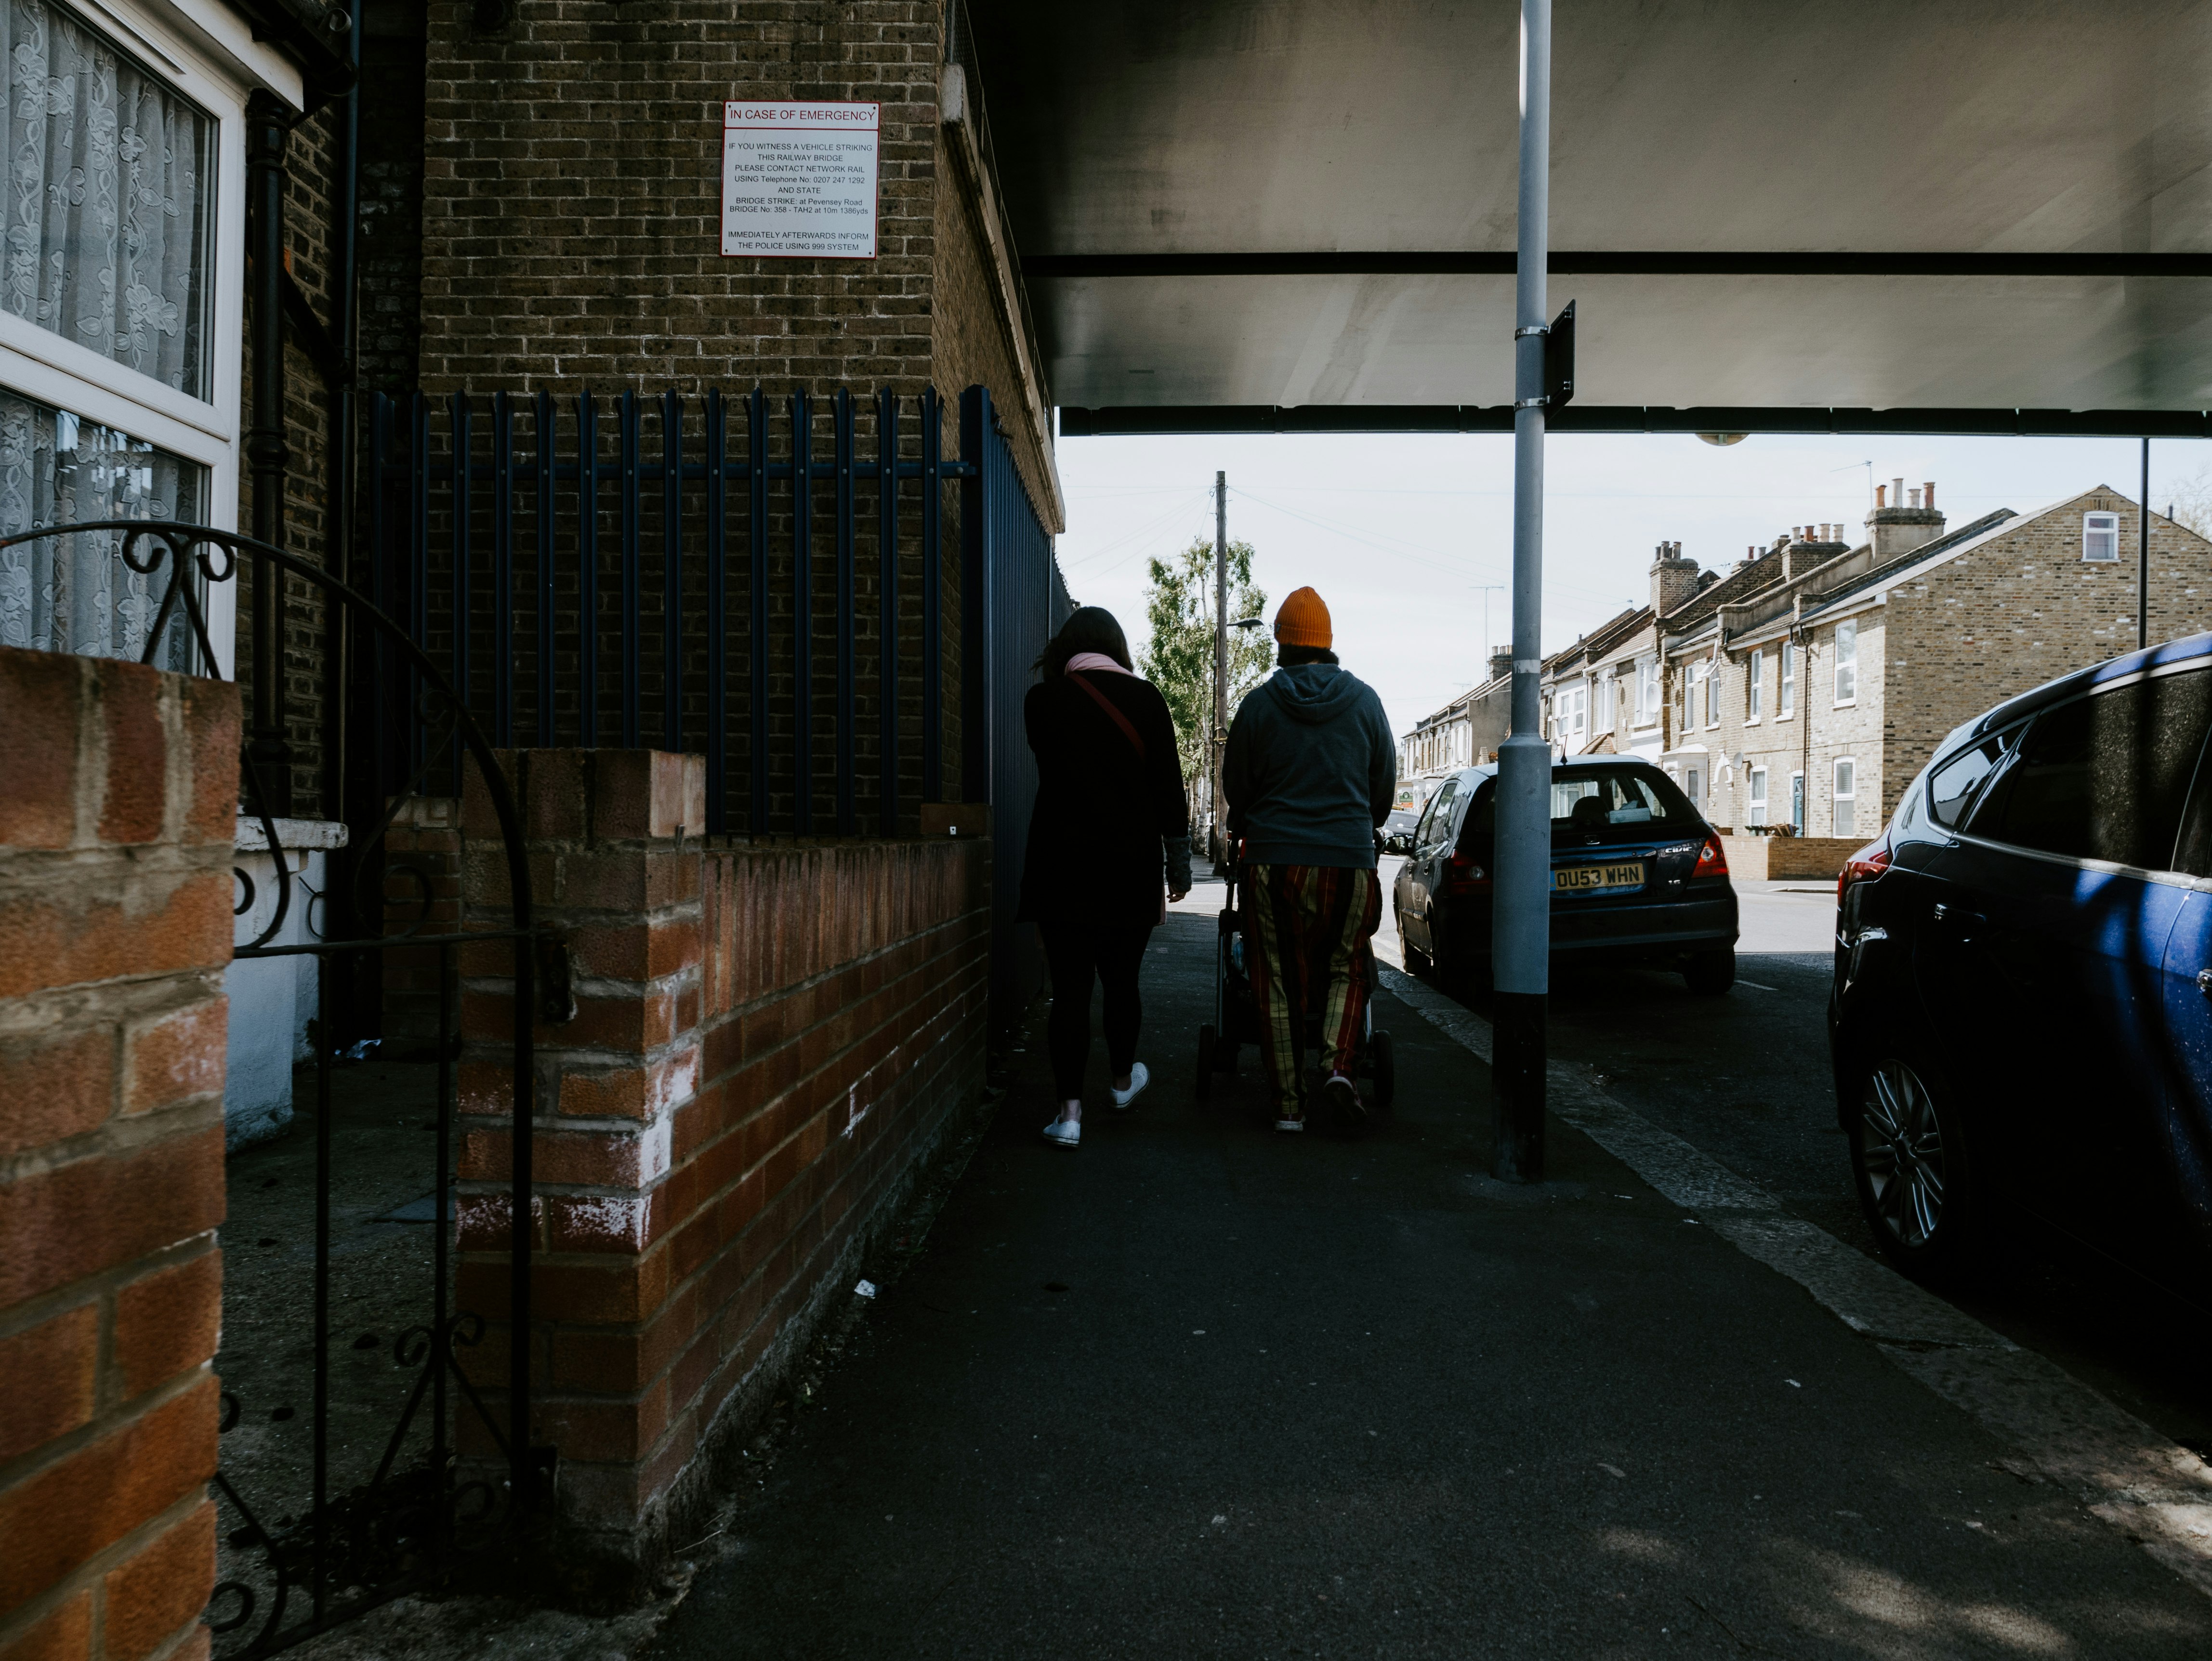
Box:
[1924,480,1936,508]
[1893,476,1906,507]
[1875,485,1887,509]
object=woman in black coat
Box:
[1018,607,1191,1147]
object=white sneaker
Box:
[1110,1063,1150,1111]
[1040,1117,1081,1148]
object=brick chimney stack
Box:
[1649,540,1702,617]
[1866,473,1946,559]
[1488,648,1512,684]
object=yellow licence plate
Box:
[1554,861,1645,895]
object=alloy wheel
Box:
[1859,1058,1947,1249]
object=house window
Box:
[1637,656,1658,723]
[1747,648,1763,720]
[1703,659,1719,727]
[1834,756,1856,837]
[1748,767,1768,826]
[0,388,205,665]
[1791,770,1805,833]
[1779,641,1796,717]
[1834,620,1857,704]
[0,0,215,398]
[1564,683,1587,746]
[1686,765,1703,805]
[2083,511,2120,562]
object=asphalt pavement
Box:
[647,871,2212,1659]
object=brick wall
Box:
[1681,491,2212,836]
[1881,489,2212,820]
[235,100,343,818]
[0,647,237,1661]
[452,749,989,1581]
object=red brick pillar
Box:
[454,749,992,1582]
[455,750,705,1575]
[0,647,238,1661]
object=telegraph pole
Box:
[1493,0,1554,1183]
[1213,470,1230,866]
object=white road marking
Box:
[1377,965,2212,1599]
[1736,979,1780,991]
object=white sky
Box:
[1053,429,2212,743]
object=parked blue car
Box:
[1831,633,2212,1294]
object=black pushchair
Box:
[1195,845,1396,1118]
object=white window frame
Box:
[1746,648,1763,721]
[1747,766,1768,826]
[1834,755,1857,837]
[2083,511,2120,563]
[0,0,303,678]
[1703,658,1720,728]
[1636,655,1658,725]
[1686,765,1702,805]
[1791,769,1806,833]
[1778,640,1796,719]
[1833,620,1857,706]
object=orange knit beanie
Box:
[1274,586,1332,648]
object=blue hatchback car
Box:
[1831,633,2212,1295]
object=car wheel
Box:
[1196,1024,1216,1098]
[1684,947,1735,996]
[1848,1053,1979,1278]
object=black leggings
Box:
[1040,922,1153,1099]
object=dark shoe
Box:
[1324,1072,1367,1129]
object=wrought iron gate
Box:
[0,519,544,1658]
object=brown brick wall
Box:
[0,646,236,1661]
[235,101,343,818]
[452,748,988,1578]
[1680,490,2212,837]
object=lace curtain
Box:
[0,386,205,668]
[1,0,211,397]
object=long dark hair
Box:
[1035,606,1133,679]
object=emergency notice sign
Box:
[721,101,880,259]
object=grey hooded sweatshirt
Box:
[1223,662,1396,869]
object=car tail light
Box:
[1838,831,1893,903]
[1693,831,1729,879]
[1443,849,1491,894]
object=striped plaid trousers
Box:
[1243,863,1382,1120]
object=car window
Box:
[1420,778,1459,854]
[1965,668,2212,868]
[1928,731,2014,830]
[1546,765,1700,846]
[1456,766,1696,847]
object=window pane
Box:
[1930,734,2010,828]
[2084,514,2119,562]
[1543,765,1700,846]
[1836,798,1856,836]
[0,386,205,667]
[0,0,213,397]
[1969,671,2212,867]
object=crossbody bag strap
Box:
[1067,672,1147,763]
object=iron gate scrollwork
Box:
[0,518,545,1659]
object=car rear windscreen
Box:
[1460,766,1702,847]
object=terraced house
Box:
[1645,480,2212,839]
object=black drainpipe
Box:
[322,4,362,826]
[246,90,292,817]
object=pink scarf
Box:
[1066,651,1133,677]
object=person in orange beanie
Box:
[1222,586,1395,1131]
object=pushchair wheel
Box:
[1371,1028,1396,1114]
[1197,1023,1217,1097]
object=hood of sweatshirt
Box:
[1263,663,1369,726]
